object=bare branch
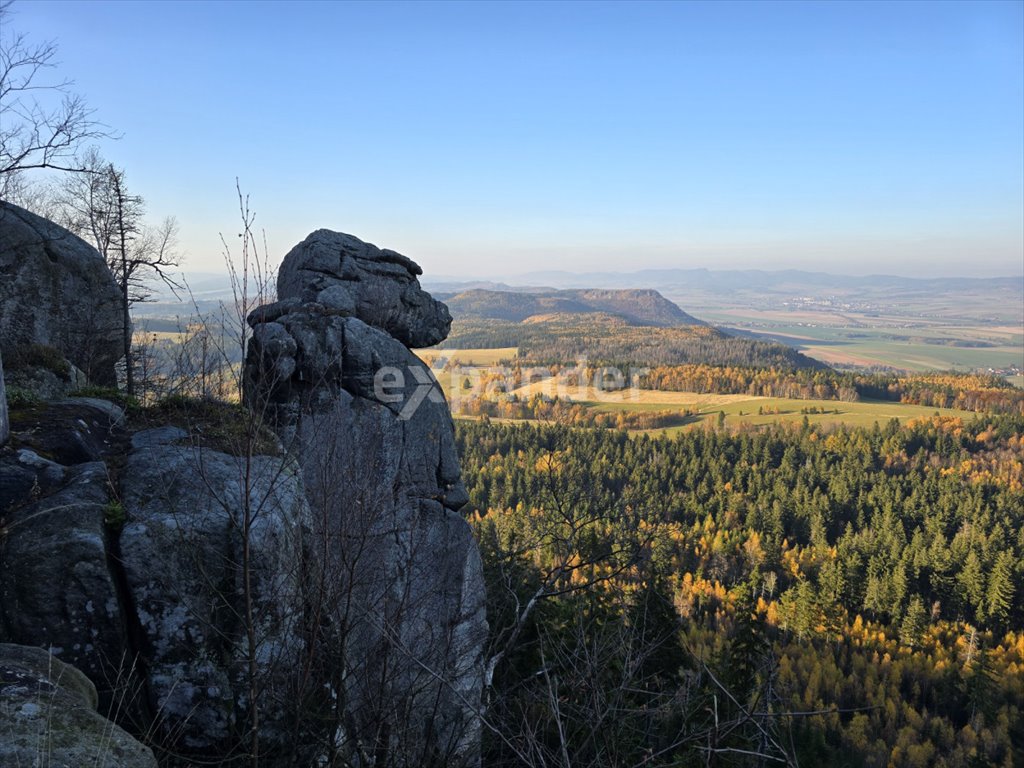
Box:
[0,4,116,193]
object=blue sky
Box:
[6,0,1024,278]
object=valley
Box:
[420,349,983,432]
[426,269,1022,374]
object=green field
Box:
[798,339,1023,372]
[589,395,977,433]
[440,362,982,432]
[509,377,979,430]
[687,305,1023,372]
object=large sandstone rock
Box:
[0,643,157,768]
[0,400,324,765]
[3,356,89,401]
[0,214,487,766]
[119,427,314,757]
[0,201,124,385]
[275,229,452,348]
[0,460,127,693]
[246,234,487,766]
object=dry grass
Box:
[416,347,518,366]
[509,378,756,407]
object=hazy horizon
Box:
[165,263,1024,292]
[7,0,1023,280]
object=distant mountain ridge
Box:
[519,268,1021,292]
[425,268,1022,296]
[440,288,702,327]
[435,288,825,370]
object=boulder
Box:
[275,229,452,348]
[118,428,315,757]
[0,400,323,765]
[4,398,125,465]
[0,398,130,688]
[246,231,487,766]
[0,201,124,386]
[0,643,157,768]
[0,461,127,695]
[3,355,89,401]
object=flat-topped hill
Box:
[442,288,702,327]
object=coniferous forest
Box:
[459,414,1024,767]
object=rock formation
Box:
[0,644,157,767]
[245,229,487,766]
[0,201,124,386]
[0,399,323,763]
[120,427,316,756]
[0,410,126,690]
[0,219,486,766]
[276,228,453,348]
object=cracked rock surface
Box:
[275,228,453,348]
[0,402,320,764]
[246,231,487,766]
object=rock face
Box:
[276,229,453,348]
[4,356,89,401]
[0,400,320,764]
[118,427,313,757]
[0,201,124,385]
[246,231,487,766]
[0,215,486,766]
[0,456,126,691]
[0,400,134,713]
[0,643,157,768]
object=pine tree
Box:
[899,595,928,648]
[961,640,996,724]
[957,550,985,621]
[630,577,686,688]
[985,551,1015,633]
[723,583,770,704]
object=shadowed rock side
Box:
[0,201,124,386]
[0,401,323,765]
[118,428,314,756]
[276,228,453,348]
[245,234,487,766]
[0,644,157,768]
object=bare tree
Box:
[0,0,114,195]
[54,151,181,396]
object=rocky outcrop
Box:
[0,643,157,768]
[0,400,321,764]
[276,229,453,348]
[118,427,313,756]
[3,354,89,401]
[0,201,124,386]
[0,456,126,692]
[0,400,133,713]
[246,230,487,766]
[0,215,486,766]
